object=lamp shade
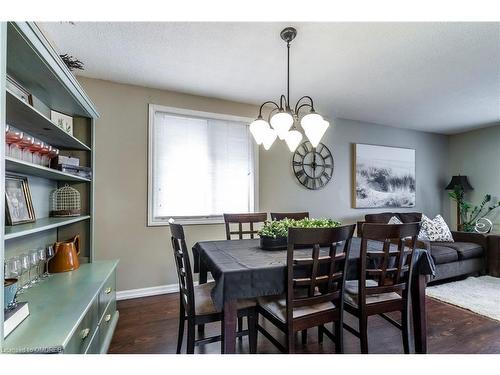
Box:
[270,111,294,140]
[249,118,270,145]
[284,129,303,152]
[301,113,329,148]
[262,128,278,150]
[445,175,473,191]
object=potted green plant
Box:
[258,218,341,250]
[448,186,500,232]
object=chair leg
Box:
[318,325,324,344]
[335,320,343,354]
[248,310,258,354]
[359,315,369,354]
[176,308,185,354]
[238,317,244,341]
[402,308,410,354]
[301,329,307,345]
[198,324,205,335]
[187,320,195,354]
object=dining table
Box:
[192,237,435,354]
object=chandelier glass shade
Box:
[249,27,329,152]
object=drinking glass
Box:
[39,142,51,167]
[44,245,55,277]
[5,256,22,308]
[19,253,31,291]
[37,247,48,279]
[28,250,40,286]
[28,138,43,165]
[17,133,35,163]
[5,126,24,158]
[47,146,59,167]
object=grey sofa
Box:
[357,212,487,283]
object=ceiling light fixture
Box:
[249,27,329,152]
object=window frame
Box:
[147,104,259,226]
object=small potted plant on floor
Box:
[258,218,341,250]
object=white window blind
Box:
[148,105,256,225]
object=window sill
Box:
[148,216,225,226]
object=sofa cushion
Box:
[398,212,422,223]
[429,245,459,264]
[435,242,484,260]
[420,214,454,242]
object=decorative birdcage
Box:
[51,184,81,217]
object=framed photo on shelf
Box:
[5,175,36,226]
[51,110,74,136]
[6,75,33,106]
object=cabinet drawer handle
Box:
[104,287,112,294]
[80,328,90,340]
[104,314,112,322]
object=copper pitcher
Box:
[49,235,80,273]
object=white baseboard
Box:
[116,279,213,301]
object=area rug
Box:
[426,276,500,321]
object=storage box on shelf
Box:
[1,21,117,353]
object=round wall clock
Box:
[292,141,334,190]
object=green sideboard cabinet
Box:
[3,261,119,354]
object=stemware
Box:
[17,133,35,162]
[37,247,48,279]
[27,138,43,165]
[28,250,40,286]
[44,245,55,277]
[19,253,31,292]
[39,142,51,167]
[5,126,24,158]
[5,256,22,308]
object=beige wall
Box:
[78,77,259,291]
[81,77,452,293]
[449,124,500,232]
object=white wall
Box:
[449,124,500,232]
[260,118,451,224]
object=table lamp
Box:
[445,175,473,230]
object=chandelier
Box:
[249,27,329,152]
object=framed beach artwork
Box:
[352,144,415,208]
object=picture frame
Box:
[50,110,74,136]
[5,175,36,226]
[352,143,416,208]
[6,75,33,106]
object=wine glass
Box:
[28,138,43,165]
[19,253,31,292]
[28,250,40,286]
[17,133,35,163]
[44,245,55,277]
[5,256,22,308]
[37,248,47,279]
[39,142,51,167]
[5,126,24,158]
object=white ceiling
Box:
[40,22,500,134]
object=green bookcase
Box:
[0,22,118,353]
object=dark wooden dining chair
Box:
[257,224,356,353]
[270,212,309,221]
[170,223,258,354]
[223,213,267,240]
[343,222,420,354]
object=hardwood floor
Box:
[109,293,500,354]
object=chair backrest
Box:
[286,224,356,323]
[170,223,195,316]
[270,212,309,221]
[358,222,420,304]
[223,212,267,240]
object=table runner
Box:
[193,237,435,311]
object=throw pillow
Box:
[420,214,453,242]
[387,216,403,224]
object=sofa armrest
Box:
[356,221,365,237]
[451,231,488,248]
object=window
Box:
[148,104,258,225]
